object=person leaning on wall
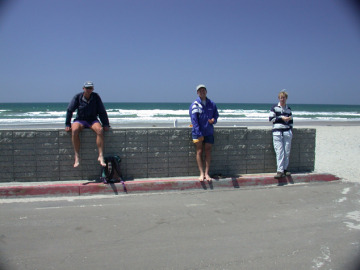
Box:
[189,84,219,181]
[65,81,110,168]
[269,89,293,178]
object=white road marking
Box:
[336,197,347,203]
[344,211,360,230]
[185,204,206,207]
[312,246,331,269]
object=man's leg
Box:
[91,122,106,167]
[204,143,213,181]
[273,133,285,173]
[283,130,293,171]
[195,141,205,181]
[71,122,84,168]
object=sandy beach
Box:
[309,125,360,183]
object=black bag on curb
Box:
[100,155,123,184]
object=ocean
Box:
[0,102,359,128]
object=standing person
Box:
[269,90,293,178]
[65,81,110,168]
[189,84,219,181]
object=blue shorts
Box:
[73,120,100,128]
[192,135,215,144]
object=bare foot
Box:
[74,155,80,168]
[98,156,106,167]
[199,174,205,181]
[205,174,212,181]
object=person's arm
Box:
[190,103,203,138]
[285,106,293,128]
[65,95,78,128]
[96,95,110,128]
[269,105,277,123]
[281,115,292,122]
[65,110,73,128]
[211,103,219,125]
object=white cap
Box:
[196,84,206,92]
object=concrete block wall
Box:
[0,128,315,182]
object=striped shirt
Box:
[269,103,293,132]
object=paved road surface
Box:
[1,181,360,270]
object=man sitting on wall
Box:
[65,81,110,168]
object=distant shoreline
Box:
[0,120,359,130]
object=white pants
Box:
[273,130,293,173]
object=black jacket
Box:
[65,92,110,127]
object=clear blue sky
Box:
[1,0,360,104]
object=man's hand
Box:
[281,116,292,122]
[65,126,71,132]
[103,126,110,131]
[208,118,215,124]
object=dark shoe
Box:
[274,172,284,179]
[284,170,291,176]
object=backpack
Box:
[100,155,123,184]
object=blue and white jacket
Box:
[269,103,293,132]
[189,97,219,138]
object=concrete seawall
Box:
[0,127,315,182]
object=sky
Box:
[0,0,360,105]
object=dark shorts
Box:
[73,120,100,128]
[192,135,215,144]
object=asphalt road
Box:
[1,181,360,270]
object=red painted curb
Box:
[0,184,80,197]
[0,173,341,198]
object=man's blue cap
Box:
[83,81,94,88]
